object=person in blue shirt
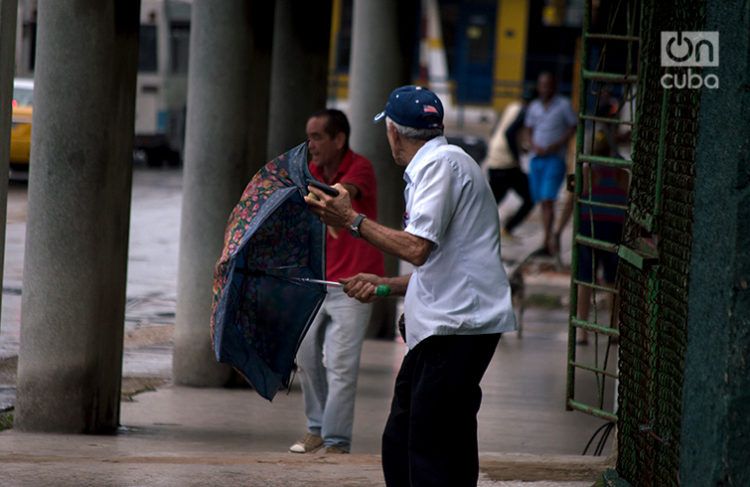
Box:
[524,72,578,256]
[305,86,516,487]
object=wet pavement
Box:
[0,331,610,485]
[2,169,182,360]
[0,165,614,485]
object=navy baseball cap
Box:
[373,85,444,130]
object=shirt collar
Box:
[309,149,354,184]
[404,136,447,184]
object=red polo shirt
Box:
[309,150,384,281]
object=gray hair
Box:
[386,117,443,141]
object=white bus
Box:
[135,0,192,166]
[13,0,192,168]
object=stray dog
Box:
[509,266,525,337]
[505,260,526,338]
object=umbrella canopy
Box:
[211,142,326,400]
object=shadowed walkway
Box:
[1,163,615,485]
[0,318,614,485]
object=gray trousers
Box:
[296,288,373,450]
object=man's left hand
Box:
[305,183,357,228]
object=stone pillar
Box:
[15,0,140,433]
[0,0,18,329]
[266,0,331,158]
[173,0,257,386]
[348,0,418,337]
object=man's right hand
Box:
[305,183,358,229]
[340,273,382,303]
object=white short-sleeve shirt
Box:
[402,136,517,349]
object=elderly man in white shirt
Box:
[305,85,516,487]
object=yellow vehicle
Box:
[10,78,33,179]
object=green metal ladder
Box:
[566,0,642,423]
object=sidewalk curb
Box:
[0,449,609,482]
[480,452,611,481]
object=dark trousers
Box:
[488,167,534,232]
[381,333,501,487]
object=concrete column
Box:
[15,0,140,433]
[173,0,256,386]
[266,0,331,158]
[245,0,274,171]
[348,0,418,336]
[0,0,18,330]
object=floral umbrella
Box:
[211,142,326,400]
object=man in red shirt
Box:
[289,109,384,454]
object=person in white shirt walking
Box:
[305,85,516,487]
[483,88,536,239]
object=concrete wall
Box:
[680,1,750,484]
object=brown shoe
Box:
[324,446,349,454]
[289,433,323,453]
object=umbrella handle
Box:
[375,285,391,297]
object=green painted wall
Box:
[681,1,750,485]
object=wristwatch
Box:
[349,213,367,238]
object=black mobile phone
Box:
[307,179,340,197]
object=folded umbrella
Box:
[211,142,326,400]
